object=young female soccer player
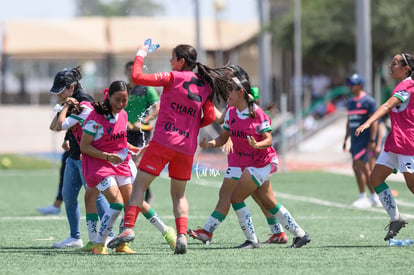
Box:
[197,71,311,249]
[355,53,414,241]
[80,80,175,254]
[108,42,230,254]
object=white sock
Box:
[273,204,305,237]
[96,207,121,244]
[371,193,379,200]
[377,188,400,220]
[233,204,258,243]
[358,192,367,200]
[144,208,167,234]
[267,217,283,234]
[86,219,98,243]
[203,211,225,233]
[270,222,284,235]
[118,216,124,235]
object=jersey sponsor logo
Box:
[230,129,248,139]
[164,122,190,138]
[171,102,197,117]
[107,131,126,142]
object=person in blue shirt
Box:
[343,74,381,209]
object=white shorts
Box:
[96,159,137,192]
[224,163,276,187]
[376,150,414,173]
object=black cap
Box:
[49,69,76,94]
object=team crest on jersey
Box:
[106,127,113,134]
[393,90,410,113]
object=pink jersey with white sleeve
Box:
[223,104,277,169]
[384,77,414,155]
[61,101,93,145]
[82,109,132,187]
[151,71,212,156]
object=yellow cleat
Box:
[115,243,136,254]
[92,243,108,255]
[163,226,177,250]
[79,241,94,252]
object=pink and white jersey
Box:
[223,104,277,169]
[82,109,132,187]
[152,71,212,156]
[61,101,93,145]
[384,77,414,155]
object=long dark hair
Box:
[92,80,129,118]
[173,44,231,104]
[61,66,83,92]
[400,53,414,79]
[227,65,258,118]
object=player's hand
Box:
[199,137,210,149]
[355,123,369,137]
[247,135,258,149]
[62,140,70,151]
[222,139,233,154]
[107,153,122,164]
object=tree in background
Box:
[270,0,414,70]
[76,0,163,17]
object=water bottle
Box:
[388,239,414,246]
[144,38,160,53]
[117,148,129,161]
[113,148,129,167]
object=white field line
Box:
[2,176,414,221]
[194,178,414,219]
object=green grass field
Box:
[1,168,414,274]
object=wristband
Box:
[136,49,147,58]
[369,139,376,143]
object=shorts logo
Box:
[100,178,110,188]
[146,165,156,171]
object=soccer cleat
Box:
[352,197,372,209]
[187,228,212,244]
[92,243,108,255]
[264,232,288,244]
[53,237,83,248]
[115,243,136,254]
[174,234,187,254]
[79,241,94,252]
[107,228,135,249]
[36,205,60,215]
[289,232,311,248]
[234,240,260,249]
[384,217,408,241]
[163,226,177,250]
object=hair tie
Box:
[250,87,260,101]
[103,88,109,100]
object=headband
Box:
[401,53,412,72]
[231,77,260,102]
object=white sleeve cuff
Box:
[136,49,147,58]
